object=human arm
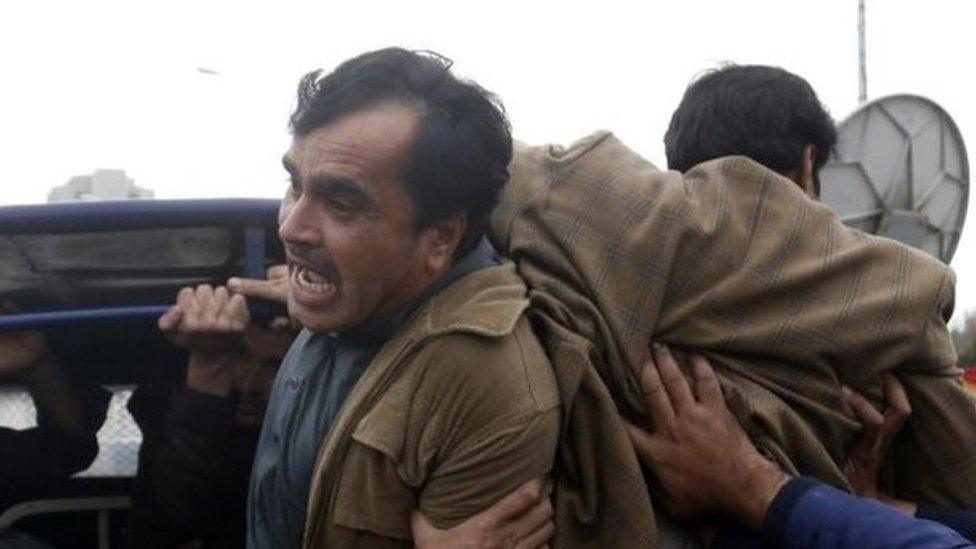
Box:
[841,373,916,514]
[158,273,292,398]
[1,330,87,436]
[227,265,289,307]
[759,477,973,549]
[131,388,257,542]
[887,267,976,508]
[843,375,976,542]
[329,323,560,547]
[915,504,976,543]
[0,329,110,477]
[157,284,251,397]
[410,479,555,549]
[413,331,560,528]
[624,344,974,549]
[127,281,287,542]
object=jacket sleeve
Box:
[0,384,110,480]
[757,477,974,549]
[917,503,976,543]
[411,330,561,529]
[886,266,976,508]
[0,425,97,480]
[124,388,256,544]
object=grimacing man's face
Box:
[278,103,450,334]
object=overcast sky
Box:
[1,0,974,324]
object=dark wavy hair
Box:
[665,64,837,181]
[289,47,512,257]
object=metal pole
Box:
[98,510,110,549]
[858,0,868,103]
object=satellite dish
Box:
[820,94,969,263]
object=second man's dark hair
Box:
[289,47,512,257]
[664,64,837,177]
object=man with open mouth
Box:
[244,48,559,549]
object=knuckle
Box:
[541,499,554,518]
[661,371,684,385]
[641,384,664,397]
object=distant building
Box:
[47,169,153,202]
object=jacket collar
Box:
[414,262,529,340]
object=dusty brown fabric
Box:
[490,131,976,547]
[300,264,560,548]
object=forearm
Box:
[0,424,100,478]
[421,408,559,528]
[22,357,88,436]
[146,389,255,532]
[917,503,976,543]
[760,477,973,549]
[184,350,250,397]
[710,478,975,549]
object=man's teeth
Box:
[298,268,334,291]
[303,269,328,284]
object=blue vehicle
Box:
[0,199,284,549]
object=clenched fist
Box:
[158,284,250,353]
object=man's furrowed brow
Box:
[307,175,371,201]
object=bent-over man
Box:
[484,65,974,546]
[662,64,976,510]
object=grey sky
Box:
[1,0,973,324]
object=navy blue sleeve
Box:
[759,477,974,549]
[917,503,976,542]
[710,521,772,548]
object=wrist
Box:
[878,494,918,516]
[20,354,59,387]
[186,351,243,397]
[728,455,789,531]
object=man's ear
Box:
[422,212,467,275]
[799,144,819,198]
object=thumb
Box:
[624,421,658,463]
[228,276,287,304]
[158,306,183,333]
[410,510,441,545]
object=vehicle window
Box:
[0,384,141,477]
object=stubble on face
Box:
[278,103,436,333]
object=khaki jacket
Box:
[490,132,975,548]
[300,263,560,548]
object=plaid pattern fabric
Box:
[491,131,976,547]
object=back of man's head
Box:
[289,47,512,257]
[664,64,837,180]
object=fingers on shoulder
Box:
[882,373,912,417]
[843,385,884,429]
[689,354,722,405]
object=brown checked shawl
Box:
[490,131,976,548]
